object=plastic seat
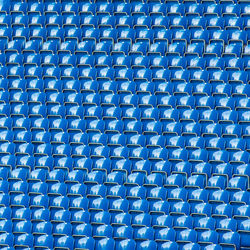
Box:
[112,42,130,56]
[197,230,219,247]
[169,16,187,29]
[129,43,148,56]
[176,96,195,109]
[191,203,212,218]
[72,223,92,239]
[176,229,197,245]
[219,232,240,250]
[167,3,184,16]
[206,16,225,30]
[223,44,242,58]
[115,68,133,81]
[44,2,61,15]
[54,236,74,250]
[0,118,12,133]
[237,218,250,248]
[79,3,96,15]
[80,15,98,29]
[194,217,216,232]
[233,202,249,222]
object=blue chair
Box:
[230,190,250,207]
[115,15,133,29]
[167,3,184,16]
[131,2,149,16]
[188,16,206,29]
[176,229,197,245]
[167,187,188,202]
[215,97,235,111]
[53,222,72,238]
[225,16,243,30]
[114,2,131,15]
[223,44,242,58]
[34,234,53,249]
[95,238,114,250]
[72,223,92,238]
[152,213,173,229]
[219,232,240,250]
[69,196,89,213]
[12,220,32,235]
[0,232,14,248]
[62,15,80,28]
[74,41,94,55]
[176,96,195,109]
[216,218,237,235]
[169,16,187,29]
[61,2,78,15]
[147,187,167,203]
[99,29,117,43]
[34,156,53,171]
[194,217,216,232]
[137,240,157,250]
[164,173,185,189]
[129,42,149,57]
[148,3,167,16]
[134,226,154,242]
[116,239,136,250]
[46,15,63,28]
[10,180,29,195]
[67,182,86,198]
[238,219,250,248]
[170,201,190,217]
[74,237,95,250]
[158,241,178,250]
[112,43,131,57]
[54,236,74,250]
[44,2,61,15]
[191,203,212,218]
[0,14,11,28]
[173,215,193,231]
[46,169,64,184]
[79,3,96,15]
[229,151,249,165]
[29,193,49,210]
[48,182,67,197]
[110,212,131,227]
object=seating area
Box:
[0,0,249,249]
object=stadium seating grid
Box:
[0,0,249,249]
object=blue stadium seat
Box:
[0,1,248,248]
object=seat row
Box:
[1,91,250,111]
[1,27,250,47]
[1,152,249,177]
[0,113,249,134]
[1,14,250,31]
[0,232,241,250]
[0,79,249,97]
[1,2,249,17]
[3,53,250,72]
[0,140,249,163]
[1,176,249,201]
[2,38,250,57]
[0,206,249,232]
[0,198,249,224]
[0,129,249,152]
[1,156,249,179]
[0,220,244,249]
[1,65,250,83]
[1,114,250,138]
[0,190,248,218]
[1,102,250,124]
